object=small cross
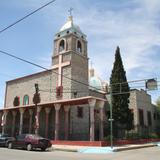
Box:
[68,7,73,16]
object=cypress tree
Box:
[110,46,133,138]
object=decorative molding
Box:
[54,104,61,111]
[96,100,105,109]
[64,105,70,112]
[45,107,51,114]
[88,98,96,108]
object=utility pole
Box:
[108,85,114,149]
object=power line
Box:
[0,0,56,34]
[0,49,158,94]
[0,50,49,71]
[0,49,103,92]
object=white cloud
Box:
[71,1,160,82]
[1,0,160,103]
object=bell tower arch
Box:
[52,16,89,99]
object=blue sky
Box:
[0,0,160,107]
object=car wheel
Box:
[8,142,13,149]
[27,144,32,151]
[41,147,46,151]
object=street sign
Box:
[145,78,157,90]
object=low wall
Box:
[51,139,160,147]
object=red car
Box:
[7,134,52,151]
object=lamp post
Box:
[106,85,114,149]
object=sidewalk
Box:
[52,142,160,153]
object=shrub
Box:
[148,133,159,139]
[125,132,140,140]
[103,135,115,141]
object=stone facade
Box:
[0,16,106,142]
[5,70,57,108]
[129,89,157,133]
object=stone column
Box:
[97,100,105,140]
[19,108,25,135]
[29,110,33,134]
[54,104,61,140]
[64,105,70,140]
[88,98,96,141]
[35,106,42,135]
[11,111,17,136]
[45,107,51,138]
[2,110,8,134]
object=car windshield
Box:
[27,134,43,139]
[0,134,9,137]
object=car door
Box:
[15,134,26,148]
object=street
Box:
[0,147,160,160]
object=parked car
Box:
[0,134,14,147]
[7,134,52,151]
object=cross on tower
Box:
[68,7,73,16]
[52,54,71,87]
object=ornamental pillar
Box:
[11,111,17,136]
[97,100,105,140]
[54,104,61,140]
[64,105,70,140]
[88,98,96,141]
[19,108,25,135]
[29,109,33,133]
[45,107,51,138]
[2,110,8,134]
[35,106,42,135]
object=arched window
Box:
[59,39,65,52]
[23,95,29,105]
[13,96,20,107]
[77,40,82,53]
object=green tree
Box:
[156,97,160,114]
[110,46,133,138]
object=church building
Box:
[0,15,106,141]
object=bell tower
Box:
[52,16,89,99]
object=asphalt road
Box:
[0,146,160,160]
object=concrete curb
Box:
[52,143,159,153]
[54,148,78,152]
[113,144,157,152]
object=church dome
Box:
[56,16,86,39]
[60,16,82,33]
[89,76,103,91]
[89,68,104,91]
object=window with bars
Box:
[138,109,144,126]
[77,106,83,118]
[56,86,63,98]
[147,111,152,126]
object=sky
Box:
[0,0,160,107]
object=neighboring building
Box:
[129,89,159,134]
[0,15,106,141]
